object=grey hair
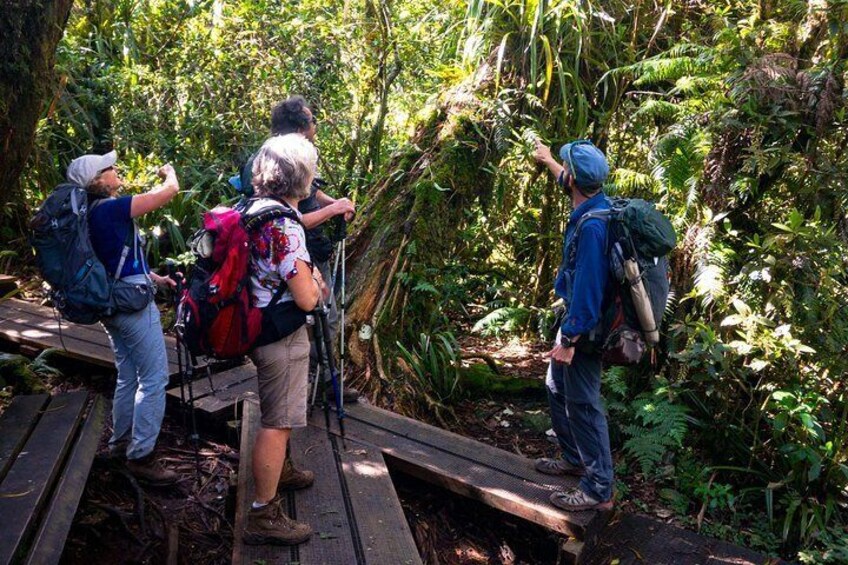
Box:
[86,174,112,198]
[251,134,317,201]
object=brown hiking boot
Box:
[277,458,315,492]
[126,452,179,486]
[244,498,312,546]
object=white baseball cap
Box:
[67,150,118,188]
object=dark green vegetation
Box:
[2,0,847,561]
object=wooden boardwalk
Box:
[0,392,105,565]
[233,399,422,565]
[1,298,609,563]
[0,297,184,376]
[232,398,608,563]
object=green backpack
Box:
[569,197,676,365]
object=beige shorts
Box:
[249,325,310,429]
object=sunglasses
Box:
[310,116,318,125]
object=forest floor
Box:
[0,280,774,564]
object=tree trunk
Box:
[343,67,503,406]
[0,0,74,240]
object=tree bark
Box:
[0,0,74,235]
[343,67,503,404]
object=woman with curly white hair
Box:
[241,134,328,546]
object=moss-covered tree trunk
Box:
[343,69,504,406]
[0,0,73,239]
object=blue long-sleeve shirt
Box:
[554,192,610,340]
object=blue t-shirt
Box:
[88,196,149,278]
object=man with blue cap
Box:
[531,138,614,512]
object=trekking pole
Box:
[310,306,332,432]
[331,217,348,402]
[168,260,202,484]
[169,262,189,444]
[340,224,346,396]
[316,303,346,448]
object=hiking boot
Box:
[534,457,586,477]
[549,487,614,511]
[277,458,314,492]
[108,439,128,460]
[244,498,312,546]
[126,452,179,486]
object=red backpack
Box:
[177,201,299,358]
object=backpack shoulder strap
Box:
[566,208,614,267]
[242,198,302,232]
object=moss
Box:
[0,353,47,394]
[459,363,542,396]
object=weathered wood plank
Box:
[0,392,88,565]
[0,298,182,374]
[318,403,607,540]
[337,438,422,565]
[290,424,359,565]
[166,362,256,404]
[26,395,106,565]
[0,394,49,484]
[232,398,257,565]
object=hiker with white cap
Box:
[68,150,181,485]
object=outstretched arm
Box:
[301,193,355,229]
[533,139,565,183]
[130,164,179,218]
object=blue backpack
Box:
[30,184,153,324]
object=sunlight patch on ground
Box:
[342,459,388,478]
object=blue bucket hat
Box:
[558,140,609,191]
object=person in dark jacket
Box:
[236,96,360,402]
[531,139,615,511]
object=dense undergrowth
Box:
[6,0,848,560]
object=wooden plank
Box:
[0,392,88,565]
[347,402,572,491]
[0,394,50,483]
[26,395,106,565]
[1,297,184,371]
[232,398,255,564]
[0,311,117,369]
[317,406,605,540]
[338,438,422,565]
[0,298,182,375]
[192,378,258,420]
[166,362,256,404]
[232,399,300,564]
[290,424,359,565]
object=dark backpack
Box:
[29,184,153,324]
[568,197,676,365]
[177,200,301,359]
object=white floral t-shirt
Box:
[245,198,311,308]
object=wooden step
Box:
[0,392,89,565]
[0,298,184,376]
[233,399,422,565]
[318,402,610,541]
[167,362,258,421]
[26,395,106,565]
[0,394,50,483]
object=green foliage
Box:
[9,0,848,559]
[620,387,692,476]
[396,331,461,405]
